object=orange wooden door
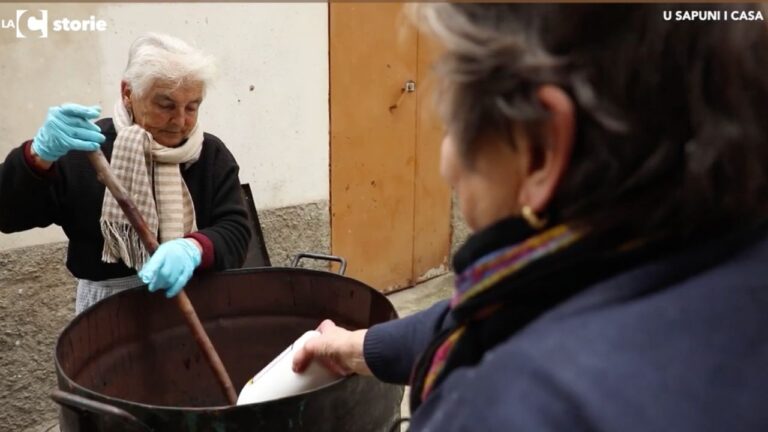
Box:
[413,36,451,282]
[330,4,450,292]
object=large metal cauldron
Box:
[53,259,403,431]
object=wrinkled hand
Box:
[292,319,371,377]
[138,239,202,298]
[32,104,105,162]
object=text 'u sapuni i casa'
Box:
[664,9,764,21]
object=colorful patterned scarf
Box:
[418,224,583,401]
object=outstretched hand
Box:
[292,319,372,377]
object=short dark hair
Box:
[415,4,768,241]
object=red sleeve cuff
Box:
[22,140,55,178]
[185,232,215,270]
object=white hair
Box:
[123,33,216,98]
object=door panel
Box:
[413,36,450,281]
[330,4,450,292]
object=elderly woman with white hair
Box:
[0,33,251,314]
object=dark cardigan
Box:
[0,118,251,280]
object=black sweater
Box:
[0,119,251,281]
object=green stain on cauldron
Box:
[184,413,198,431]
[298,399,306,427]
[183,413,227,432]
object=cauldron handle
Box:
[291,252,348,275]
[50,390,152,431]
[87,150,238,405]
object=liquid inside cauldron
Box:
[55,268,403,432]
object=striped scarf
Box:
[418,224,583,401]
[99,100,202,270]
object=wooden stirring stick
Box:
[88,150,238,405]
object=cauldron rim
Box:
[55,266,397,412]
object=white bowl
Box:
[237,330,343,405]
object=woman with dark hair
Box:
[294,4,768,431]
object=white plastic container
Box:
[236,330,343,405]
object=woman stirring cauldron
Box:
[0,33,251,314]
[294,4,768,431]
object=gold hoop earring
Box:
[522,205,547,230]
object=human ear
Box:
[517,85,575,214]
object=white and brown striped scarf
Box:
[100,100,203,270]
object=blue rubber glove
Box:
[32,104,105,162]
[139,239,202,298]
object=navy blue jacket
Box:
[365,223,768,431]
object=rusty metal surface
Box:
[55,267,403,431]
[88,149,238,405]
